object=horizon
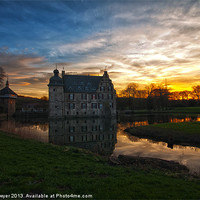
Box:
[0,0,200,98]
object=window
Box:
[100,86,105,91]
[99,125,103,131]
[109,134,114,139]
[92,125,98,131]
[81,94,87,100]
[69,103,75,109]
[109,103,113,108]
[69,126,75,132]
[53,88,56,92]
[91,94,97,100]
[81,126,87,132]
[92,135,95,141]
[81,103,87,109]
[69,136,75,142]
[91,103,97,109]
[82,135,87,141]
[108,94,113,99]
[98,103,103,109]
[98,93,104,99]
[99,134,104,141]
[69,94,74,100]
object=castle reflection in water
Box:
[49,118,117,156]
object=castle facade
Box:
[48,69,116,118]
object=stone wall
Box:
[49,86,64,117]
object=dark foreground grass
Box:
[126,122,200,147]
[0,131,200,199]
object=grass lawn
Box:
[151,122,200,135]
[119,107,200,115]
[169,107,200,114]
[0,131,200,199]
[126,122,200,147]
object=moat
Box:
[0,113,200,174]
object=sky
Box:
[0,0,200,97]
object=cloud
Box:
[0,0,200,96]
[51,37,108,56]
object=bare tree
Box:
[0,67,6,87]
[40,96,48,101]
[179,90,190,100]
[146,84,169,110]
[125,83,138,98]
[192,85,200,101]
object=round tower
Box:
[48,69,64,118]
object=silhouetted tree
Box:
[41,96,48,101]
[0,67,6,87]
[169,91,180,100]
[179,90,191,100]
[192,86,200,101]
[147,85,169,110]
[122,83,138,98]
[145,83,156,96]
[122,83,138,109]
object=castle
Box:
[48,69,116,118]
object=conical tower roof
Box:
[0,79,17,98]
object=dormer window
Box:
[100,86,105,91]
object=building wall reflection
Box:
[49,118,117,156]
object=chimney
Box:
[62,67,65,78]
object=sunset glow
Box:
[0,0,200,98]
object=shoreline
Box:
[125,122,200,148]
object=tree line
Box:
[118,83,200,110]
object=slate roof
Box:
[63,75,102,93]
[0,86,17,96]
[48,76,63,86]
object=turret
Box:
[6,78,9,87]
[48,68,64,118]
[103,70,109,78]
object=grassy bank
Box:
[168,107,200,114]
[126,122,200,147]
[118,106,200,114]
[0,131,200,199]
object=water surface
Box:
[0,114,200,174]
